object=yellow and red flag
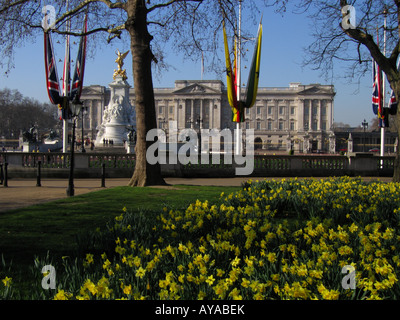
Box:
[223,22,240,121]
[244,20,263,110]
[223,18,262,123]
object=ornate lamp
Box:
[66,100,82,197]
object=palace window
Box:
[321,105,327,116]
[312,119,318,131]
[267,120,272,130]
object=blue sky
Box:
[0,4,379,127]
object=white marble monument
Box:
[95,50,136,147]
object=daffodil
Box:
[53,289,73,300]
[2,276,12,287]
[123,284,132,295]
[136,267,146,279]
[231,256,241,267]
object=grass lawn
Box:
[0,185,240,280]
[3,177,400,300]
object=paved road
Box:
[0,177,261,212]
[0,176,392,213]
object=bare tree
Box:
[267,0,400,181]
[0,0,264,186]
[0,88,57,140]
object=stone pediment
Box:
[81,85,105,95]
[298,86,334,96]
[173,83,221,95]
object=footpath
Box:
[0,176,392,213]
[0,177,262,212]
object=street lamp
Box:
[362,119,368,152]
[196,117,203,154]
[80,104,88,153]
[66,100,82,197]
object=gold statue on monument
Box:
[113,49,129,80]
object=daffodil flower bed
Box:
[3,177,400,300]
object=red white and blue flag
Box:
[44,31,62,105]
[44,14,87,120]
[372,60,389,127]
[388,89,398,113]
[70,15,87,103]
[372,57,399,128]
[387,57,399,120]
[372,60,382,118]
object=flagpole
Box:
[62,0,70,153]
[381,8,387,162]
[235,0,242,156]
[202,52,204,80]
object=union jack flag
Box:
[372,60,382,118]
[387,57,399,120]
[388,89,398,113]
[373,57,399,128]
[382,86,399,128]
[44,31,62,105]
[70,15,87,103]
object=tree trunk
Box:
[125,0,166,187]
[393,101,400,182]
[393,147,400,182]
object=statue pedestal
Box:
[126,141,135,154]
[104,123,129,146]
[95,75,136,147]
[22,142,37,153]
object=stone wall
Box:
[0,152,394,179]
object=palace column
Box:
[190,99,194,129]
[318,100,322,131]
[174,99,179,126]
[297,99,304,132]
[215,99,221,130]
[178,99,187,130]
[209,99,214,129]
[328,99,334,130]
[274,99,279,130]
[200,99,204,129]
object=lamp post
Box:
[81,104,88,153]
[362,119,368,152]
[66,100,82,197]
[196,117,203,154]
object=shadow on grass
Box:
[0,184,240,296]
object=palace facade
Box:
[80,80,336,153]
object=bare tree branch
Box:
[147,0,202,14]
[0,0,30,14]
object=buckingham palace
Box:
[80,80,336,153]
